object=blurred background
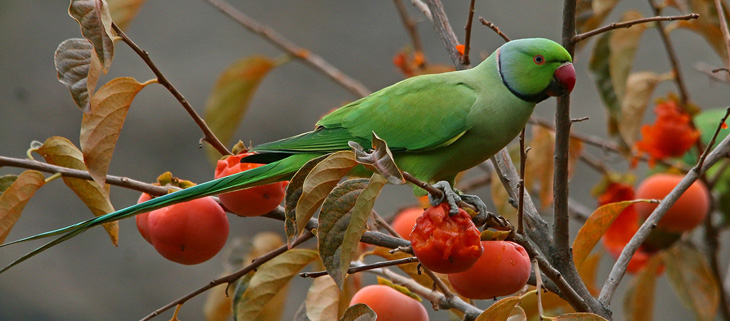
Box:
[0,0,728,320]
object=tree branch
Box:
[647,0,691,106]
[599,123,730,306]
[201,0,371,98]
[393,0,425,55]
[111,23,232,157]
[478,17,511,42]
[0,155,169,196]
[572,13,699,42]
[424,0,466,70]
[460,0,476,66]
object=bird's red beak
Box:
[546,63,576,97]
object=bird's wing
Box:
[254,73,476,154]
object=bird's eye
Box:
[533,55,545,65]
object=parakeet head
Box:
[496,38,575,103]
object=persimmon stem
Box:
[111,23,232,157]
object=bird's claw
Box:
[428,181,462,215]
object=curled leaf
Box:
[0,171,45,244]
[339,303,377,321]
[32,136,118,245]
[68,0,115,72]
[54,38,102,112]
[204,56,276,164]
[81,77,152,189]
[349,132,405,185]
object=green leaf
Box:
[107,0,147,31]
[663,242,719,321]
[339,304,377,321]
[32,136,118,245]
[0,171,45,244]
[234,249,318,321]
[572,200,650,268]
[588,10,649,135]
[296,151,358,235]
[285,154,329,246]
[203,56,276,164]
[318,174,387,289]
[474,296,521,321]
[623,254,662,321]
[81,77,152,189]
[68,0,115,72]
[304,275,341,321]
[54,38,102,113]
[0,175,19,194]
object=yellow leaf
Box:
[572,200,647,268]
[0,171,45,244]
[663,242,720,321]
[81,77,152,189]
[32,136,118,245]
[235,249,318,321]
[475,296,521,321]
[305,276,341,321]
[204,56,276,164]
[107,0,147,30]
[296,151,358,234]
[577,252,602,296]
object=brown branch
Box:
[572,13,699,42]
[517,128,528,235]
[111,23,232,157]
[393,0,425,55]
[201,0,371,98]
[424,0,466,70]
[478,17,511,42]
[460,0,476,66]
[647,0,691,106]
[0,155,169,196]
[299,257,419,278]
[140,230,315,321]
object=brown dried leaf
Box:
[203,56,276,164]
[54,38,102,112]
[304,276,340,321]
[81,77,151,189]
[617,72,670,146]
[664,242,720,321]
[68,0,115,72]
[623,254,662,321]
[668,0,730,60]
[32,136,118,245]
[339,304,377,321]
[576,0,622,34]
[296,151,358,234]
[0,171,45,244]
[349,132,405,185]
[553,313,609,321]
[285,154,329,246]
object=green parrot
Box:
[0,38,575,273]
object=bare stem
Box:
[460,0,476,66]
[393,0,425,55]
[478,17,511,42]
[424,0,465,70]
[111,23,232,157]
[0,155,168,196]
[647,0,691,106]
[572,13,699,42]
[299,257,419,278]
[201,0,370,98]
[517,127,527,235]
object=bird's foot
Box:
[428,181,462,215]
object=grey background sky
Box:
[1,1,728,320]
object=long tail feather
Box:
[0,154,315,274]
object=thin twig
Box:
[517,128,527,235]
[478,17,511,42]
[572,13,699,42]
[202,0,371,98]
[599,120,730,306]
[698,107,730,170]
[0,155,169,196]
[460,0,476,66]
[424,0,465,70]
[140,230,315,321]
[647,0,691,106]
[111,23,232,157]
[393,0,425,55]
[533,258,545,318]
[299,257,419,278]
